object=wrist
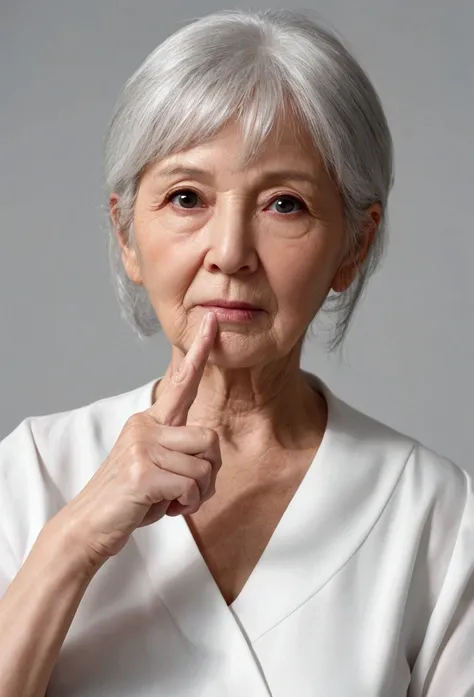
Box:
[37,516,104,585]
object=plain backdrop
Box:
[0,0,472,471]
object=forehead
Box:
[150,116,326,183]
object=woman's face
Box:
[113,119,374,368]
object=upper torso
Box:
[0,373,473,697]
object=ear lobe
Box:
[331,203,381,293]
[331,263,357,293]
[120,246,143,286]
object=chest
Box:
[184,454,315,606]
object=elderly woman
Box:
[0,7,473,697]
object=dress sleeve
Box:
[408,468,474,696]
[0,419,42,598]
[0,524,21,600]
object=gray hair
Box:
[104,7,393,352]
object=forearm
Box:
[0,523,94,697]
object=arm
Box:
[0,520,96,697]
[409,468,474,697]
[0,315,219,696]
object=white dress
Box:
[0,372,473,696]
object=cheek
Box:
[136,235,199,345]
[134,223,200,308]
[267,236,340,317]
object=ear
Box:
[109,193,143,286]
[331,203,381,293]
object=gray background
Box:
[0,0,472,471]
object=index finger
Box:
[148,312,217,426]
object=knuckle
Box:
[182,477,200,502]
[127,440,148,465]
[123,415,150,441]
[200,426,218,449]
[126,412,145,429]
[127,439,148,463]
[202,483,217,503]
[196,458,212,481]
[127,458,149,491]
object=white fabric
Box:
[1,373,473,696]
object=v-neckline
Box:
[145,371,334,616]
[217,371,334,613]
[133,370,412,645]
[181,375,329,610]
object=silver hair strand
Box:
[103,7,394,352]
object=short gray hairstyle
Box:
[104,7,393,352]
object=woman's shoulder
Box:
[329,383,471,514]
[0,377,157,460]
[0,379,157,559]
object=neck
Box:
[154,346,327,456]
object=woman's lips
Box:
[197,302,263,322]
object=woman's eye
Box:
[268,195,305,214]
[167,189,203,209]
[166,190,305,214]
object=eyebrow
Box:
[153,165,318,187]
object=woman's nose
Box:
[203,212,259,276]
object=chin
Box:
[209,332,271,369]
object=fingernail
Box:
[201,312,213,337]
[173,363,187,383]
